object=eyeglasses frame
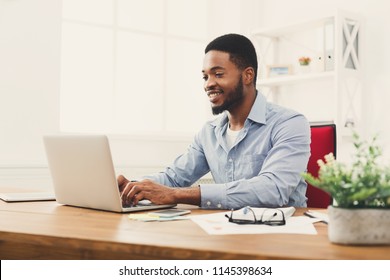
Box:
[225,207,286,226]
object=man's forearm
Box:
[173,186,201,206]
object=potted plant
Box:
[302,132,390,245]
[298,56,311,74]
[298,56,311,66]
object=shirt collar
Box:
[210,91,267,128]
[247,91,266,124]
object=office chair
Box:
[305,123,336,208]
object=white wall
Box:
[0,0,61,188]
[0,0,61,166]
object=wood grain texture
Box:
[0,198,389,260]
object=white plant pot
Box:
[328,206,390,245]
[298,64,311,74]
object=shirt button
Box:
[217,203,222,208]
[229,158,233,162]
[206,201,211,206]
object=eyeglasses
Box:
[225,207,286,226]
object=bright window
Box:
[60,0,212,135]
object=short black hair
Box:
[205,33,258,85]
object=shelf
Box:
[252,10,363,135]
[251,16,333,38]
[257,71,334,87]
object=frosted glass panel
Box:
[60,0,213,135]
[115,32,164,133]
[62,0,113,25]
[167,0,208,39]
[60,22,113,132]
[117,0,164,33]
[166,39,212,132]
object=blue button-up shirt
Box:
[144,93,311,209]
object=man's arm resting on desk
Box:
[118,175,201,206]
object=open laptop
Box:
[43,135,176,213]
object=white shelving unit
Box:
[251,10,364,137]
[258,71,335,87]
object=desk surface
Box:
[1,194,389,260]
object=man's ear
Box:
[242,67,255,85]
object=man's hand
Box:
[118,175,176,206]
[117,174,201,207]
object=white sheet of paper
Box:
[305,210,329,224]
[190,208,320,235]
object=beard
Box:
[211,77,244,115]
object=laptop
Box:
[0,192,55,202]
[43,135,176,213]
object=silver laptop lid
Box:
[44,135,125,212]
[43,135,176,212]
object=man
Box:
[119,33,310,209]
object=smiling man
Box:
[118,34,311,210]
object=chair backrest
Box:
[306,123,336,208]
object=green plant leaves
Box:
[302,132,390,208]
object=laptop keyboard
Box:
[123,199,154,208]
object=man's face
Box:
[202,51,244,115]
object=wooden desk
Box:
[0,198,389,260]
